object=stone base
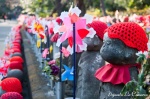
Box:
[21,30,56,99]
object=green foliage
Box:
[0,0,11,17]
[25,0,150,17]
[29,0,54,17]
[121,51,150,98]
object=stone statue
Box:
[76,21,108,99]
[95,22,148,99]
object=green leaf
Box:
[121,81,137,95]
[139,86,147,94]
[136,54,146,64]
[138,74,145,85]
[43,65,50,72]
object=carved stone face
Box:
[83,35,103,51]
[100,33,138,65]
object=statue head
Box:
[100,22,148,65]
[83,21,108,51]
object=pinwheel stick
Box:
[59,43,62,82]
[46,25,51,59]
[73,23,76,99]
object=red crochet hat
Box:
[51,33,59,42]
[105,22,148,51]
[87,21,108,40]
[1,92,23,99]
[10,56,24,63]
[9,61,23,71]
[56,17,63,25]
[1,77,22,93]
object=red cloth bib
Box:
[95,64,140,84]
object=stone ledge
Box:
[21,30,56,99]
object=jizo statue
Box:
[76,21,108,99]
[95,22,148,99]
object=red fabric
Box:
[12,46,21,50]
[49,28,54,34]
[1,92,23,99]
[0,65,9,75]
[87,21,108,40]
[13,43,21,47]
[9,61,23,71]
[5,50,10,55]
[124,17,129,22]
[10,56,24,63]
[12,48,21,53]
[1,77,22,93]
[15,37,22,40]
[39,33,44,39]
[13,40,21,43]
[95,64,140,84]
[56,17,63,25]
[15,35,22,38]
[50,33,59,42]
[15,34,21,37]
[106,22,148,51]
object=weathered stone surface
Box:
[21,30,56,99]
[99,33,138,99]
[0,87,6,96]
[83,35,103,51]
[100,33,138,65]
[11,52,22,57]
[76,51,105,99]
[7,69,24,82]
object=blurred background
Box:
[1,0,150,19]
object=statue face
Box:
[83,35,103,51]
[100,33,138,65]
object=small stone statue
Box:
[95,22,148,99]
[76,21,108,99]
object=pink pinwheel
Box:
[56,7,96,54]
[57,16,89,49]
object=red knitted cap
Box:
[9,61,23,71]
[12,46,21,50]
[10,56,24,63]
[51,33,59,42]
[105,22,148,51]
[13,43,21,47]
[12,48,21,53]
[56,17,63,25]
[1,77,22,93]
[1,92,23,99]
[87,21,108,40]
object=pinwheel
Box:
[61,65,73,81]
[56,7,96,99]
[56,7,96,54]
[56,16,88,53]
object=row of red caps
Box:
[0,25,24,99]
